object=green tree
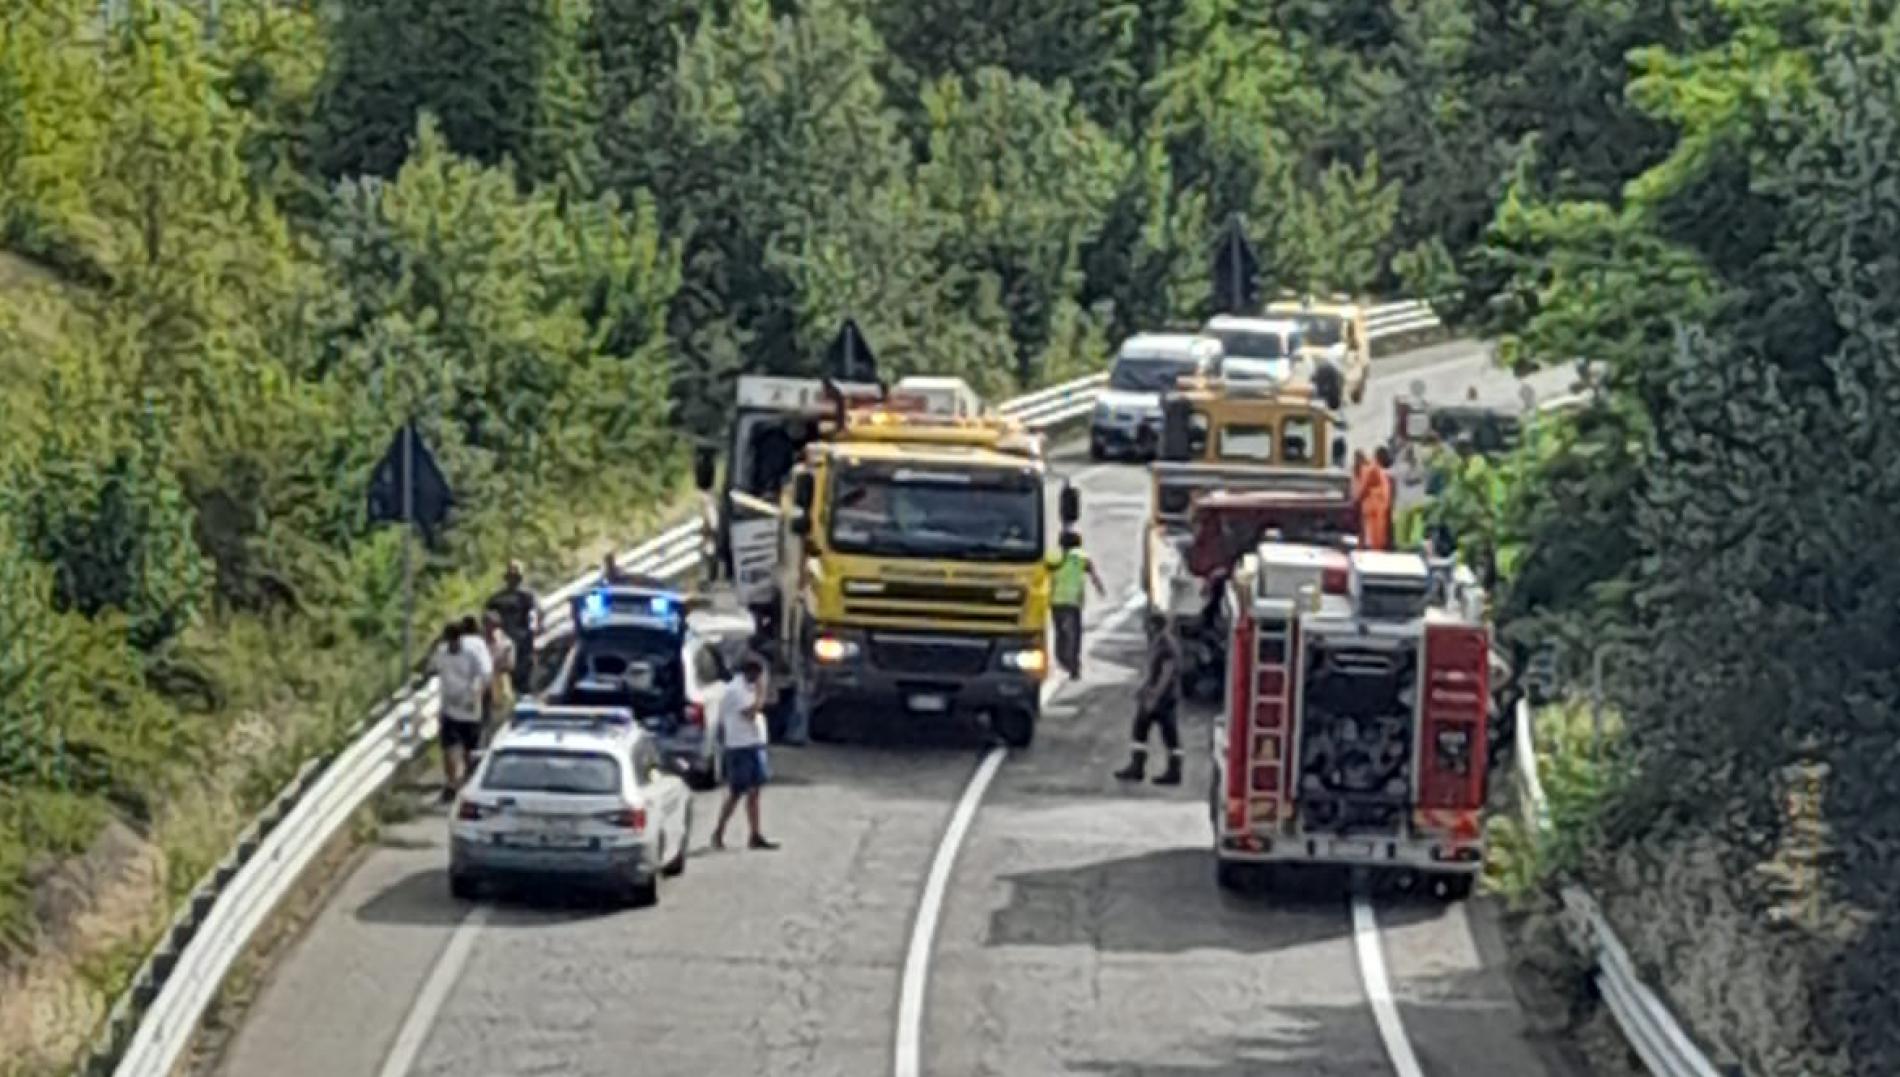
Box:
[314,0,597,186]
[915,68,1128,385]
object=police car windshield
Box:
[1109,355,1197,392]
[829,466,1042,562]
[483,749,622,795]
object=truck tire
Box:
[1313,362,1344,411]
[993,702,1037,748]
[1435,872,1475,901]
[1216,859,1273,892]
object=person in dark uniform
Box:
[1113,612,1183,785]
[484,560,537,694]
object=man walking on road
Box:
[484,560,537,694]
[712,656,779,851]
[1114,612,1183,784]
[1048,530,1106,679]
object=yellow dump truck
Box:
[771,391,1072,747]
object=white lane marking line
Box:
[378,904,491,1077]
[894,591,1139,1076]
[1351,894,1427,1077]
[894,746,1009,1077]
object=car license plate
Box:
[1328,839,1374,860]
[908,693,947,714]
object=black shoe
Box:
[1113,751,1147,782]
[1152,756,1183,786]
[749,835,779,851]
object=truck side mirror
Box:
[792,471,814,510]
[1160,395,1193,460]
[692,446,717,492]
[789,512,810,537]
[1059,483,1080,526]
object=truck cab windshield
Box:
[1290,315,1344,347]
[828,466,1042,562]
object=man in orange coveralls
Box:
[1353,448,1394,550]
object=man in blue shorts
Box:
[711,656,779,850]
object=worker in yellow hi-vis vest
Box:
[1048,530,1106,679]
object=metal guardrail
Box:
[1506,390,1725,1076]
[1512,699,1726,1073]
[91,299,1445,1077]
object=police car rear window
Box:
[483,750,621,795]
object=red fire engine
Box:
[1209,542,1490,898]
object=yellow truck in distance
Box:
[774,392,1074,747]
[1266,294,1372,405]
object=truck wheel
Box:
[1088,435,1107,461]
[993,704,1036,748]
[1216,859,1277,892]
[1435,873,1475,901]
[449,870,480,901]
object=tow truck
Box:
[701,374,885,643]
[1209,541,1491,898]
[770,393,1072,746]
[1265,294,1372,405]
[1142,374,1352,697]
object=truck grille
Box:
[842,579,1026,628]
[869,633,991,676]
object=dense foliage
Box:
[3,0,1894,1072]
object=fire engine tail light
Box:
[1321,565,1348,593]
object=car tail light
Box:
[455,800,487,821]
[683,702,705,726]
[600,807,645,830]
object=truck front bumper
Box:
[804,627,1045,719]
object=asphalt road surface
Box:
[216,341,1585,1077]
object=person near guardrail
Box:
[433,620,491,800]
[711,655,779,851]
[484,560,538,694]
[1048,529,1106,679]
[480,610,516,745]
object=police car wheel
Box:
[623,868,660,909]
[663,811,690,877]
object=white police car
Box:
[449,703,692,907]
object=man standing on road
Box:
[485,561,537,694]
[711,656,779,851]
[432,620,490,800]
[1048,530,1106,679]
[1113,611,1183,784]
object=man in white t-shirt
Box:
[710,656,778,850]
[433,620,491,801]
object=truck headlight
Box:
[812,635,860,663]
[1001,647,1046,675]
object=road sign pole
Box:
[400,420,415,737]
